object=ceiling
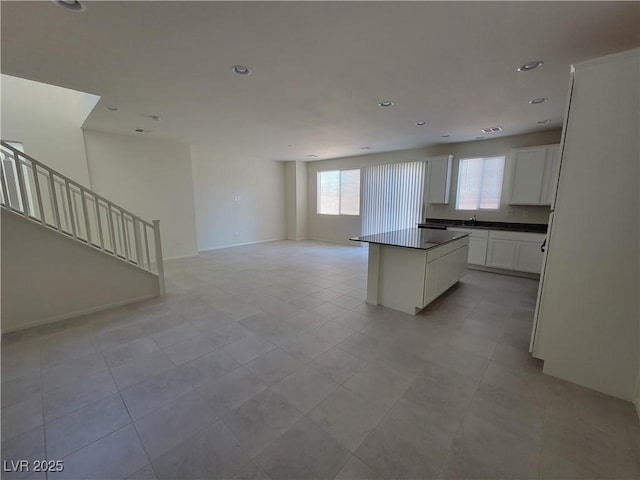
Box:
[1,1,638,162]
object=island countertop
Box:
[350,228,470,251]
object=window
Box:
[317,169,360,215]
[456,156,505,210]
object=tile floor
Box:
[1,240,638,480]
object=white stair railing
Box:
[0,141,165,294]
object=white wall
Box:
[190,145,286,251]
[285,161,308,241]
[296,161,308,240]
[285,162,297,240]
[1,74,99,187]
[307,130,562,244]
[1,210,159,333]
[83,130,199,260]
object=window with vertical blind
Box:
[361,161,426,235]
[455,156,505,210]
[317,169,360,215]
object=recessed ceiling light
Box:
[378,101,394,107]
[416,121,426,126]
[232,65,251,76]
[134,128,151,133]
[105,106,119,112]
[441,135,450,138]
[529,97,548,105]
[307,154,318,158]
[481,126,503,134]
[52,0,85,11]
[537,119,551,124]
[360,146,372,150]
[517,60,544,72]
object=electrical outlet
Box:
[234,231,241,239]
[522,209,530,218]
[234,195,241,201]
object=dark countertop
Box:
[350,228,470,251]
[417,218,547,234]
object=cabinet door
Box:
[423,258,439,306]
[467,237,488,265]
[541,145,560,206]
[515,242,544,274]
[486,239,517,269]
[509,147,546,205]
[436,253,451,294]
[457,245,469,278]
[427,155,452,204]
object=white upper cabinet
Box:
[541,145,560,206]
[426,155,453,204]
[509,145,560,205]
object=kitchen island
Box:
[351,228,470,315]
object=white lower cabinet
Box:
[442,227,545,274]
[456,245,469,279]
[374,237,469,315]
[448,228,488,265]
[423,256,439,305]
[486,231,546,274]
[468,237,488,265]
[423,238,469,307]
[515,242,544,273]
[486,239,518,270]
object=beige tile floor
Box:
[1,240,638,480]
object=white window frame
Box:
[317,169,360,216]
[455,155,505,211]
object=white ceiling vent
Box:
[481,126,503,134]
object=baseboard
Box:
[467,264,540,279]
[164,252,199,261]
[198,237,285,253]
[308,237,365,247]
[0,293,159,335]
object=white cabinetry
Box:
[486,231,546,274]
[426,155,453,204]
[423,255,439,306]
[423,238,469,308]
[373,236,469,315]
[486,238,517,269]
[446,227,545,274]
[541,145,560,206]
[448,227,488,265]
[509,145,560,206]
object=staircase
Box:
[0,140,165,332]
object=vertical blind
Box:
[361,161,426,235]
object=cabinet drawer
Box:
[489,230,546,243]
[427,247,444,262]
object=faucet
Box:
[468,214,476,226]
